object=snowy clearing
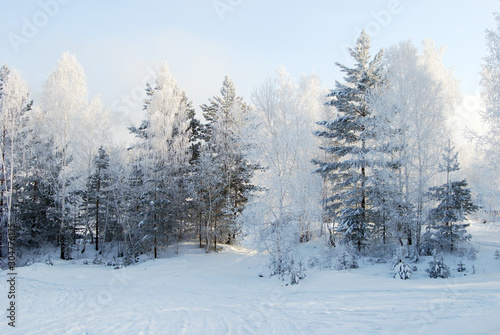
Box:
[2,221,500,335]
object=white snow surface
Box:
[2,221,500,335]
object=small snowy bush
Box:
[270,252,306,285]
[393,260,412,280]
[426,253,451,279]
[456,261,466,273]
[93,254,103,265]
[494,249,500,260]
[336,245,359,270]
[467,247,478,260]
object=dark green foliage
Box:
[313,31,384,251]
[424,141,478,252]
[426,253,451,278]
[198,76,255,248]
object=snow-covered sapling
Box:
[336,246,359,270]
[426,253,451,279]
[494,249,500,260]
[393,260,412,280]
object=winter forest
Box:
[2,4,500,334]
[6,27,498,269]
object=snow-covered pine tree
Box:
[84,147,113,252]
[14,114,60,249]
[313,31,384,252]
[426,252,451,278]
[128,62,192,258]
[425,141,478,252]
[200,75,255,247]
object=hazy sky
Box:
[0,0,498,147]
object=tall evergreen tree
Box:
[313,31,384,252]
[200,75,255,248]
[83,146,112,252]
[128,62,192,258]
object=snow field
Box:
[2,221,500,334]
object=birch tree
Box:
[0,65,31,258]
[373,40,460,250]
[42,53,88,259]
[244,67,323,278]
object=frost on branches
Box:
[242,67,324,280]
[423,141,478,253]
[313,31,384,252]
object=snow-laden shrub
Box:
[290,260,307,285]
[426,253,450,278]
[393,260,412,280]
[123,251,134,267]
[93,254,103,265]
[467,247,478,260]
[269,252,306,285]
[335,245,359,270]
[494,249,500,260]
[456,261,466,273]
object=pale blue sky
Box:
[0,0,498,142]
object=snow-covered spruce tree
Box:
[244,68,323,280]
[82,147,114,252]
[313,31,384,252]
[73,96,111,247]
[128,62,191,258]
[426,252,451,279]
[14,105,62,250]
[393,259,412,280]
[0,65,31,257]
[200,75,255,248]
[424,141,478,253]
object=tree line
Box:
[3,24,499,270]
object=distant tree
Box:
[83,147,112,252]
[190,147,226,252]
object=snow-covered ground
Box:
[2,221,500,335]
